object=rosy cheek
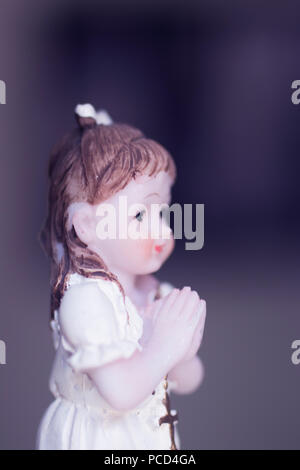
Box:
[135,239,154,259]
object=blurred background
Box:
[0,0,300,450]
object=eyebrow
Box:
[144,192,160,199]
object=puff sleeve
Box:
[58,281,143,373]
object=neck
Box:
[88,242,138,298]
[110,266,138,299]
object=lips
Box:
[154,245,163,253]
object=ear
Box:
[72,203,96,246]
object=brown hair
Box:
[40,113,177,320]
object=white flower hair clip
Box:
[75,103,113,125]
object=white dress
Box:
[37,273,180,450]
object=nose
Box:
[150,207,173,242]
[153,218,172,247]
[161,217,173,239]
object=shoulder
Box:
[59,274,120,346]
[55,274,143,372]
[157,280,176,298]
[159,281,176,296]
[62,273,117,313]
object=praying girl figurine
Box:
[36,104,207,450]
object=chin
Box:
[129,252,169,276]
[130,260,161,276]
[147,257,166,274]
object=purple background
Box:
[0,0,300,449]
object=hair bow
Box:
[74,103,113,125]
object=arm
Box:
[168,355,204,395]
[89,336,172,411]
[60,283,202,412]
[89,287,202,411]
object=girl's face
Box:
[84,171,175,276]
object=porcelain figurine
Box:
[36,104,206,450]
